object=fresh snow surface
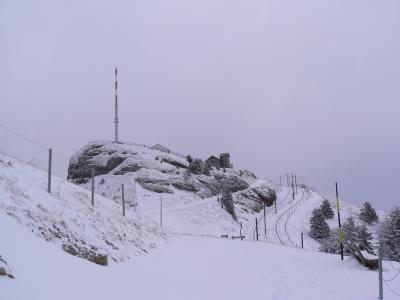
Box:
[2,216,399,300]
[1,152,398,300]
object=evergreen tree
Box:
[309,209,330,239]
[186,155,193,164]
[357,224,374,254]
[378,208,400,262]
[221,192,237,221]
[189,158,204,175]
[320,199,334,219]
[359,202,378,224]
[342,217,358,245]
[203,162,211,176]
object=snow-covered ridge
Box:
[0,153,166,268]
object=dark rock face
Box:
[171,182,198,192]
[62,244,108,266]
[114,164,142,175]
[135,177,173,194]
[68,143,127,184]
[206,156,221,169]
[236,185,276,213]
[199,174,249,196]
[0,255,14,278]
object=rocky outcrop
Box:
[198,174,249,195]
[235,185,276,213]
[62,244,108,266]
[0,255,14,279]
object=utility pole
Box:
[160,196,163,227]
[292,183,295,200]
[336,182,344,260]
[114,68,119,143]
[91,168,94,206]
[121,184,125,216]
[378,247,383,299]
[264,203,267,236]
[47,148,52,193]
[255,218,259,241]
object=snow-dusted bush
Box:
[319,229,341,254]
[309,209,330,239]
[359,202,378,224]
[320,199,334,219]
[221,192,237,221]
[378,208,400,262]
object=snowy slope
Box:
[0,153,166,268]
[2,220,399,300]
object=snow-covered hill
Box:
[0,153,166,270]
[2,148,400,300]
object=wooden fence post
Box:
[91,168,94,206]
[48,148,52,193]
[121,184,125,216]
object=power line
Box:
[384,281,400,297]
[0,122,69,161]
[384,269,400,282]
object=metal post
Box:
[336,182,344,260]
[240,222,243,240]
[264,203,267,236]
[378,248,383,299]
[292,183,295,200]
[91,168,94,206]
[160,196,163,227]
[301,232,304,249]
[255,218,259,241]
[47,148,52,193]
[121,184,125,216]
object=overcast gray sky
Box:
[1,0,399,210]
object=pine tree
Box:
[203,162,211,176]
[221,192,237,221]
[320,199,334,219]
[357,224,374,254]
[378,208,400,262]
[309,209,330,239]
[343,217,358,245]
[189,158,204,175]
[359,202,378,224]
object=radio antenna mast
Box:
[114,67,119,143]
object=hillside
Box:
[1,148,398,300]
[0,152,166,269]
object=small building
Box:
[220,153,231,168]
[206,155,221,169]
[151,144,171,153]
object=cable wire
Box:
[384,281,400,297]
[384,269,400,282]
[0,122,69,161]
